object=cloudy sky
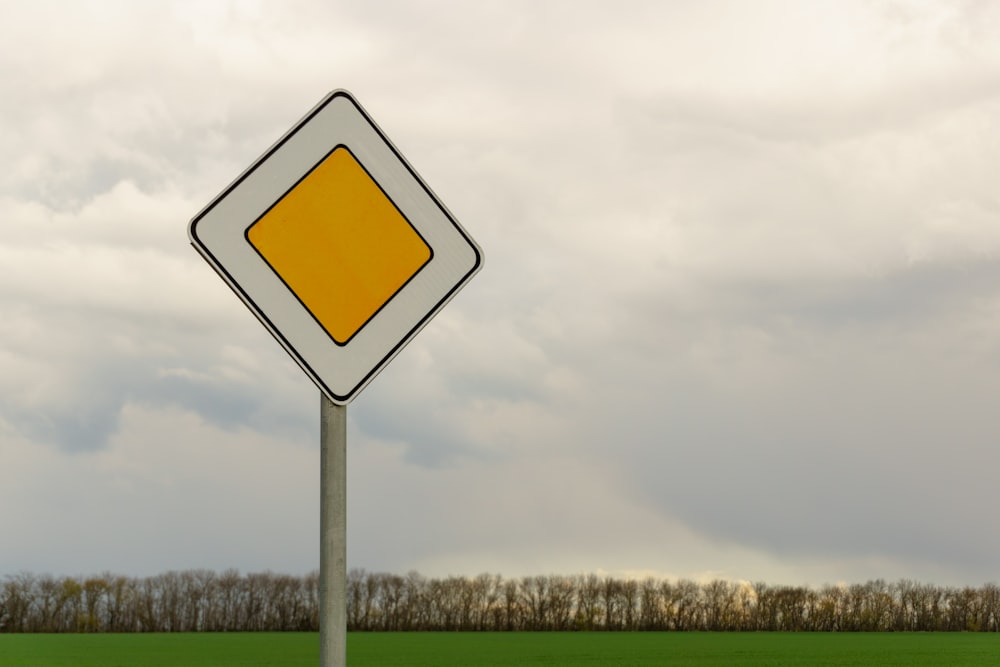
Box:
[2,0,999,588]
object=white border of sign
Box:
[189,90,483,405]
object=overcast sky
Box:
[2,0,999,588]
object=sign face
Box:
[189,90,483,404]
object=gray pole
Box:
[320,393,347,667]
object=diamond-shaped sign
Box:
[188,90,483,404]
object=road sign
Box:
[188,90,483,404]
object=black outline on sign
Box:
[244,144,433,347]
[188,90,483,404]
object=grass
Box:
[1,632,999,666]
[0,633,314,667]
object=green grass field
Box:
[1,632,998,666]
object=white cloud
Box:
[1,0,998,587]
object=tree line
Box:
[2,570,998,633]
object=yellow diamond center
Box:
[247,146,432,345]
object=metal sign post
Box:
[188,90,482,666]
[319,394,346,667]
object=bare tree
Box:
[4,568,1000,634]
[2,573,36,632]
[703,579,736,631]
[637,577,664,630]
[673,579,701,631]
[573,574,601,631]
[520,575,549,630]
